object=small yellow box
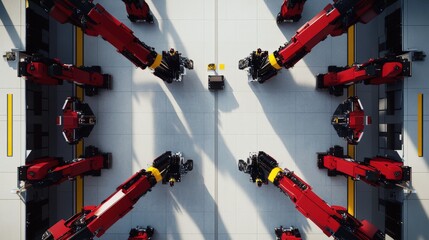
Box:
[207,63,216,70]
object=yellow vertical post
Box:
[347,25,356,216]
[7,94,13,157]
[75,27,84,212]
[418,94,423,157]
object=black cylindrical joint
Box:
[257,151,279,174]
[17,166,29,181]
[152,151,172,172]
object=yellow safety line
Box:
[75,27,84,212]
[7,94,13,157]
[418,94,423,157]
[347,25,356,216]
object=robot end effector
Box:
[238,48,280,83]
[238,151,279,187]
[152,151,193,187]
[153,48,194,83]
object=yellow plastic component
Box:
[346,25,356,217]
[219,64,225,70]
[255,178,262,186]
[147,167,162,182]
[7,94,13,157]
[418,93,423,157]
[268,54,282,70]
[208,63,216,70]
[268,167,283,183]
[149,54,162,70]
[75,26,85,213]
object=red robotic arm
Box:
[37,0,193,83]
[122,0,154,23]
[316,56,411,96]
[331,96,371,145]
[41,151,193,240]
[318,145,411,187]
[275,226,302,240]
[57,97,96,145]
[238,151,385,240]
[18,55,111,96]
[18,146,111,189]
[239,0,390,83]
[277,0,306,23]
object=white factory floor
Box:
[4,0,429,240]
[80,0,348,239]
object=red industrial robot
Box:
[318,145,411,187]
[42,151,193,240]
[18,55,111,96]
[57,97,96,144]
[36,0,193,83]
[123,0,154,23]
[316,56,411,96]
[277,0,306,23]
[18,146,111,189]
[238,151,385,240]
[128,226,154,240]
[331,96,371,145]
[239,0,391,83]
[275,226,302,240]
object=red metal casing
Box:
[52,156,103,179]
[278,4,341,68]
[128,226,153,240]
[25,157,102,182]
[57,97,96,144]
[42,152,192,240]
[48,2,153,69]
[239,152,385,240]
[276,171,382,239]
[239,0,389,83]
[23,62,60,85]
[277,0,384,68]
[123,0,153,23]
[129,233,150,240]
[331,96,370,144]
[318,146,411,186]
[319,57,411,89]
[85,173,153,237]
[275,226,302,240]
[38,0,192,83]
[45,171,154,240]
[277,0,306,23]
[22,58,107,87]
[24,157,60,181]
[62,111,79,130]
[281,233,302,240]
[18,147,110,188]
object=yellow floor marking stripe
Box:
[418,93,423,157]
[347,25,356,216]
[7,94,13,157]
[75,26,84,212]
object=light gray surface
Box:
[403,1,429,239]
[0,0,26,239]
[82,0,348,239]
